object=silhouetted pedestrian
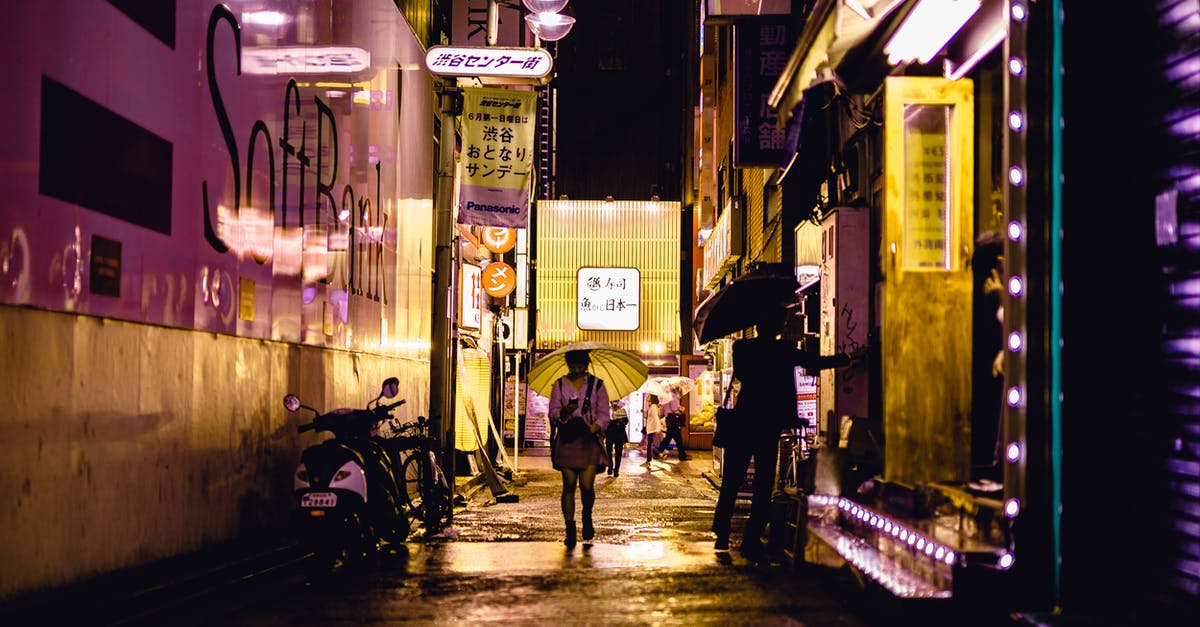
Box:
[605,401,629,476]
[711,304,849,561]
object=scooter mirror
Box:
[283,394,301,412]
[381,377,400,399]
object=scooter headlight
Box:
[332,469,351,482]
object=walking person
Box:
[657,396,689,461]
[711,303,849,561]
[642,394,664,466]
[547,349,611,547]
[605,401,630,476]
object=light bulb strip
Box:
[1001,0,1031,565]
[837,498,959,568]
[808,501,952,598]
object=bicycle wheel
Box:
[777,443,800,492]
[400,454,425,519]
[422,464,451,535]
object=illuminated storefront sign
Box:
[425,46,552,79]
[577,267,640,331]
[702,198,743,289]
[534,200,680,350]
[482,261,516,298]
[481,227,517,253]
[460,264,483,330]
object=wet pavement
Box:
[165,446,878,626]
[5,446,992,626]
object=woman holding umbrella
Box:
[546,349,611,547]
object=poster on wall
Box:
[794,368,818,428]
[457,87,537,228]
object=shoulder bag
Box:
[555,375,596,444]
[711,377,742,449]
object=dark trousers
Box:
[658,426,688,459]
[712,433,780,547]
[605,437,626,473]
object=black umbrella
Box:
[694,267,800,344]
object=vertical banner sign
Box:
[733,18,792,167]
[459,87,537,228]
[460,263,483,330]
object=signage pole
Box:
[514,350,521,474]
[430,84,460,525]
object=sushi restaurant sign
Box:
[577,267,640,331]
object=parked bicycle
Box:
[381,416,452,536]
[776,427,814,495]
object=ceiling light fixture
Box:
[885,0,982,66]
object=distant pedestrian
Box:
[643,395,664,466]
[657,396,689,461]
[547,349,611,547]
[605,401,630,477]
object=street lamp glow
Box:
[522,0,569,12]
[525,12,576,41]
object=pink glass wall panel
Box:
[0,0,435,354]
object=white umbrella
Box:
[639,376,697,402]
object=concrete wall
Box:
[0,306,429,599]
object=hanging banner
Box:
[458,87,537,228]
[733,17,793,167]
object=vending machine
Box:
[818,207,870,447]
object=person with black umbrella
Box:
[711,301,850,561]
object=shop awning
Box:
[769,0,911,129]
[776,79,836,208]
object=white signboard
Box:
[577,267,640,331]
[460,264,483,331]
[794,368,819,427]
[425,46,553,79]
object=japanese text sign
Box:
[460,263,483,330]
[425,46,552,79]
[458,87,536,229]
[482,261,517,298]
[577,267,640,331]
[733,18,792,167]
[902,105,952,270]
[794,369,818,426]
[481,227,517,253]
